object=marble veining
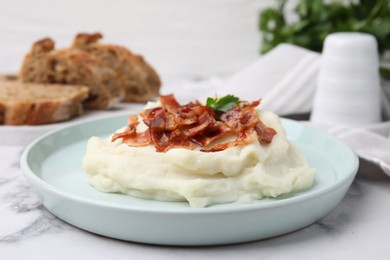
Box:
[1,207,69,243]
[1,145,390,259]
[3,183,42,214]
[312,182,362,237]
[0,146,72,243]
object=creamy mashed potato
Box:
[83,108,315,208]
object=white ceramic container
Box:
[311,32,381,126]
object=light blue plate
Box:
[20,114,359,245]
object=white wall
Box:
[0,0,275,81]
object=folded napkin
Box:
[221,44,321,115]
[163,43,390,177]
[303,121,390,176]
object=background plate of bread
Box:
[0,33,161,145]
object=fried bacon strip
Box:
[202,100,276,152]
[111,94,276,152]
[112,115,150,147]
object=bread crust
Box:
[0,81,88,125]
[20,33,161,109]
[73,33,161,102]
[0,74,18,82]
[20,38,122,109]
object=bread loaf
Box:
[20,38,123,109]
[20,33,161,109]
[0,81,88,125]
[73,33,161,102]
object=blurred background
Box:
[0,0,287,82]
[1,0,388,82]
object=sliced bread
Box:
[0,81,88,125]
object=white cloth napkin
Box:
[303,121,390,176]
[221,44,321,115]
[163,43,390,177]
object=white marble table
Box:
[1,140,390,259]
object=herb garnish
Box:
[206,95,240,112]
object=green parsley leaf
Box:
[206,95,240,112]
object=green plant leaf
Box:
[380,67,390,80]
[206,95,240,112]
[258,0,390,77]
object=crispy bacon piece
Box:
[122,131,151,147]
[202,128,258,152]
[111,115,151,147]
[255,121,277,144]
[191,122,231,147]
[111,115,139,142]
[221,101,260,133]
[147,109,197,152]
[159,94,180,111]
[111,94,276,152]
[217,100,276,149]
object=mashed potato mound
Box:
[83,109,314,207]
